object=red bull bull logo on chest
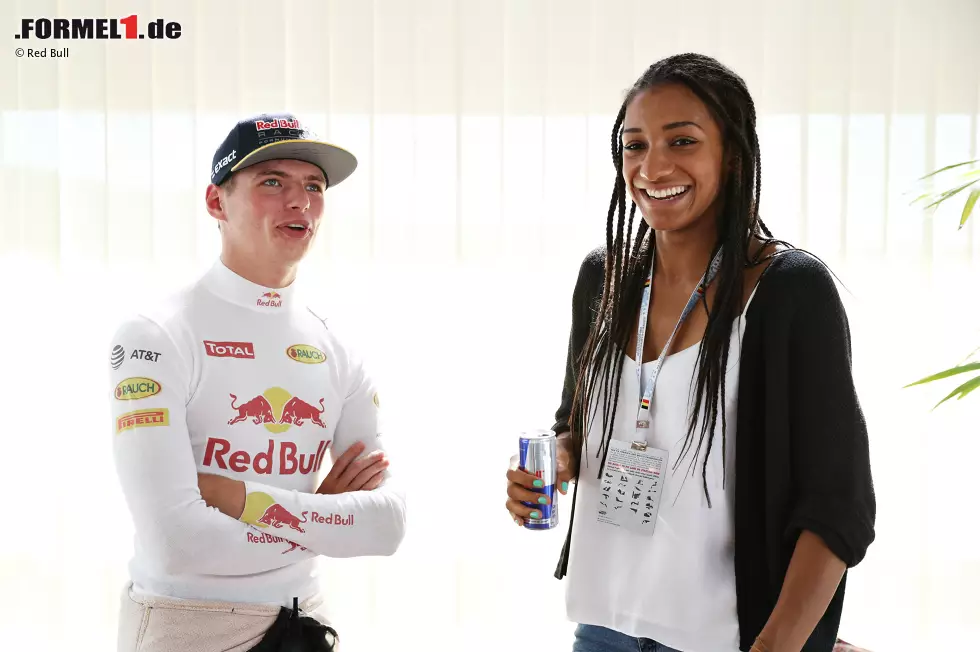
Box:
[226,387,326,433]
[228,394,277,425]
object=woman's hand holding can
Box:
[506,433,574,528]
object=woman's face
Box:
[621,83,726,234]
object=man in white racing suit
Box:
[109,113,406,652]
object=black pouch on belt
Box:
[247,597,338,651]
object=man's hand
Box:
[197,473,246,519]
[317,441,389,495]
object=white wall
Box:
[1,0,979,650]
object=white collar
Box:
[202,259,304,314]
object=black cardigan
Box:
[552,247,876,652]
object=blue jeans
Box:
[572,624,682,652]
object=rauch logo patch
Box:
[286,344,326,364]
[114,377,161,400]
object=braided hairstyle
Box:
[568,53,791,505]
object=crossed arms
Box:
[109,316,407,576]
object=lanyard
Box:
[633,246,724,443]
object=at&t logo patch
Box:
[111,345,162,369]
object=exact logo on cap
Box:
[213,149,236,178]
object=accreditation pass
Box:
[596,439,667,536]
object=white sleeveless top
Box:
[564,285,759,652]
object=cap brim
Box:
[229,139,358,188]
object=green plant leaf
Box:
[933,375,980,409]
[924,178,980,209]
[959,188,980,229]
[904,362,980,388]
[963,345,980,363]
[918,159,979,180]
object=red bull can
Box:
[519,429,559,530]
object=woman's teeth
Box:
[645,186,689,200]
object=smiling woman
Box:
[504,53,877,652]
[621,103,725,226]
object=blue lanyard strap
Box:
[634,246,724,431]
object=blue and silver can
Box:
[519,429,559,530]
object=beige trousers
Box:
[117,584,334,652]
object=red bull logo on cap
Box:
[255,118,301,131]
[227,387,326,433]
[257,291,282,308]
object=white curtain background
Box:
[1,0,979,650]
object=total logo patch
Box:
[204,340,255,359]
[115,377,161,400]
[286,344,326,364]
[116,408,169,434]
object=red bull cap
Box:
[210,112,357,189]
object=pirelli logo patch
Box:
[117,408,169,434]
